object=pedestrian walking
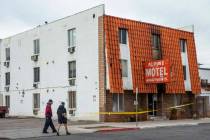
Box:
[56,102,71,136]
[42,99,57,134]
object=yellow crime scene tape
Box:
[89,103,194,115]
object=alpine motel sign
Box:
[144,59,170,84]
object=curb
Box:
[96,127,140,133]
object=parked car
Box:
[0,106,9,118]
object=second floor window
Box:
[121,59,128,77]
[152,34,161,50]
[183,65,187,80]
[5,72,10,86]
[119,28,127,44]
[5,48,10,61]
[34,67,40,82]
[68,61,76,78]
[180,39,186,53]
[33,39,40,54]
[152,34,161,59]
[68,28,76,47]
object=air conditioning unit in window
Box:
[4,61,10,68]
[68,78,76,86]
[69,109,76,116]
[33,83,38,88]
[68,47,75,54]
[31,55,39,61]
[4,86,10,92]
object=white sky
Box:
[0,0,209,67]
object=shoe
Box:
[52,130,57,133]
[66,132,71,135]
[42,131,48,134]
[57,132,60,136]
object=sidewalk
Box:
[1,118,210,139]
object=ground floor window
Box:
[112,93,124,112]
[33,93,40,109]
[68,91,76,115]
[5,95,10,108]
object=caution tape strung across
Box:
[91,103,194,115]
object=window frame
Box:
[183,65,187,80]
[33,67,40,83]
[33,93,40,109]
[5,48,10,61]
[120,59,128,77]
[68,28,76,47]
[112,94,124,112]
[119,28,127,44]
[68,91,76,109]
[180,39,186,53]
[152,34,161,50]
[33,39,40,55]
[5,72,10,86]
[68,61,76,79]
[5,95,10,108]
[152,33,162,59]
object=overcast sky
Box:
[0,0,209,67]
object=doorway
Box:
[148,94,157,116]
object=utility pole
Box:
[135,87,138,127]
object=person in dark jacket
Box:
[56,102,70,136]
[42,99,57,133]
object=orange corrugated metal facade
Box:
[104,15,201,94]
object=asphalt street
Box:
[16,123,210,140]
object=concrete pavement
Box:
[1,118,210,139]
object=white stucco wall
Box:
[0,5,105,121]
[181,45,192,91]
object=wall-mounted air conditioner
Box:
[68,78,76,86]
[4,61,10,68]
[68,47,75,54]
[4,86,10,92]
[33,83,38,88]
[31,55,39,61]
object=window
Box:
[34,67,40,82]
[5,48,10,61]
[68,61,76,78]
[119,28,127,44]
[112,94,124,112]
[183,65,187,80]
[180,39,186,53]
[5,72,10,86]
[68,91,76,109]
[121,59,128,77]
[68,28,76,47]
[33,93,40,109]
[152,34,161,49]
[5,95,10,108]
[33,39,40,54]
[152,34,161,59]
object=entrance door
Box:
[148,94,157,116]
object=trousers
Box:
[43,117,56,132]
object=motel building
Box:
[0,5,201,122]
